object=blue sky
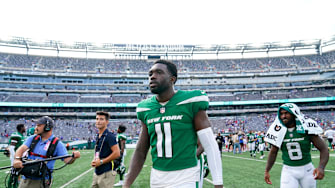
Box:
[0,0,334,45]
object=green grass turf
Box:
[1,149,334,187]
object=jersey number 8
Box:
[286,142,302,160]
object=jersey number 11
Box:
[155,122,172,158]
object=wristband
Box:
[100,159,103,165]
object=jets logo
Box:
[274,125,281,131]
[160,107,165,114]
[283,104,294,108]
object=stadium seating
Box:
[1,51,334,73]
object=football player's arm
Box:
[120,138,126,154]
[195,110,223,188]
[264,145,279,185]
[124,121,150,188]
[310,135,329,180]
[197,139,204,158]
[13,144,29,168]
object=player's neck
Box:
[156,89,176,102]
[286,123,296,128]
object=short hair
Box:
[96,111,110,120]
[118,125,127,133]
[154,60,178,83]
[16,124,25,132]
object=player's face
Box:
[96,115,108,129]
[148,63,173,94]
[279,109,295,127]
[21,126,26,133]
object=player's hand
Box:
[13,159,23,169]
[264,171,272,184]
[313,167,325,180]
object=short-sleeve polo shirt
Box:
[94,129,118,175]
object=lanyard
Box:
[94,134,106,158]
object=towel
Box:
[265,103,323,148]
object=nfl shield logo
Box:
[160,107,165,114]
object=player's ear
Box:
[170,76,176,84]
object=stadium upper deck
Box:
[0,37,335,120]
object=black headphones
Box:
[44,118,53,132]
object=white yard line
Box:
[204,178,225,188]
[59,168,94,188]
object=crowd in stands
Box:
[1,88,334,104]
[1,110,333,143]
[1,51,334,73]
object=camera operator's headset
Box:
[44,117,53,132]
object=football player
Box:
[124,60,223,188]
[247,130,257,157]
[264,103,329,188]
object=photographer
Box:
[13,116,80,188]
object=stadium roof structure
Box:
[0,35,335,60]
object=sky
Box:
[0,0,334,45]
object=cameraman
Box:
[13,116,80,188]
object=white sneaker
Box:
[114,182,123,186]
[260,155,264,159]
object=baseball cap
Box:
[32,116,54,127]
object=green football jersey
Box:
[247,133,255,143]
[118,133,127,150]
[137,90,209,171]
[27,127,35,136]
[8,132,25,151]
[257,134,264,144]
[281,128,312,166]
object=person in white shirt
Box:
[324,127,335,150]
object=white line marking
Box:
[221,154,335,173]
[59,168,93,188]
[204,178,225,188]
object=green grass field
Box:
[1,149,334,188]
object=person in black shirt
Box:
[91,111,120,188]
[216,133,224,155]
